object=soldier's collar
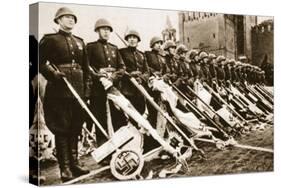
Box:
[58,29,72,36]
[151,49,159,54]
[98,38,108,44]
[128,46,137,52]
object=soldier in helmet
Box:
[235,61,243,85]
[208,53,218,86]
[215,55,226,87]
[145,36,168,133]
[87,18,127,147]
[228,59,237,84]
[188,49,202,83]
[39,7,90,182]
[163,40,179,82]
[119,30,149,115]
[174,44,195,98]
[145,36,167,76]
[198,51,212,85]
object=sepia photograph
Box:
[29,2,274,186]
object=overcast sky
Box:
[34,2,179,51]
[31,2,272,51]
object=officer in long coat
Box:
[119,30,149,115]
[86,18,127,147]
[39,7,90,182]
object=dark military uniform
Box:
[165,54,180,82]
[224,64,231,83]
[189,59,202,82]
[145,49,168,75]
[230,65,238,83]
[235,65,243,84]
[39,29,90,181]
[215,64,225,87]
[144,49,169,152]
[119,46,149,115]
[175,57,195,99]
[200,63,212,85]
[87,39,127,146]
[39,29,90,134]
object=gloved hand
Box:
[110,70,125,82]
[162,74,171,83]
[170,73,178,82]
[53,71,66,81]
[91,70,107,79]
[130,70,142,77]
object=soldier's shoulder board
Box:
[39,33,57,44]
[43,33,57,38]
[86,41,98,47]
[72,35,84,42]
[119,47,127,52]
[136,50,145,59]
[107,42,118,49]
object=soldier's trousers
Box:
[55,135,80,170]
[43,98,85,173]
[90,94,127,147]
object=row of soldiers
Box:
[38,7,267,182]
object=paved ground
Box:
[39,122,273,186]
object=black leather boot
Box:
[69,136,89,177]
[55,136,74,182]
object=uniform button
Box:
[70,44,73,48]
[104,45,107,49]
[106,51,109,54]
[108,57,111,61]
[72,52,74,55]
[72,59,75,63]
[67,38,71,41]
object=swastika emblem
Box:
[110,149,144,180]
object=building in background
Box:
[251,19,273,66]
[178,12,257,60]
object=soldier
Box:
[144,36,167,151]
[163,40,179,82]
[235,61,243,85]
[119,30,149,115]
[145,36,167,76]
[198,51,212,85]
[87,18,127,147]
[228,59,238,84]
[175,44,194,99]
[188,49,201,82]
[223,59,232,86]
[215,55,226,87]
[39,7,90,182]
[208,53,218,86]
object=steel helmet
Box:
[198,51,209,60]
[124,30,141,42]
[216,55,226,64]
[208,53,217,60]
[94,18,113,32]
[150,36,163,48]
[163,40,176,50]
[54,7,77,24]
[189,49,198,59]
[176,44,188,54]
